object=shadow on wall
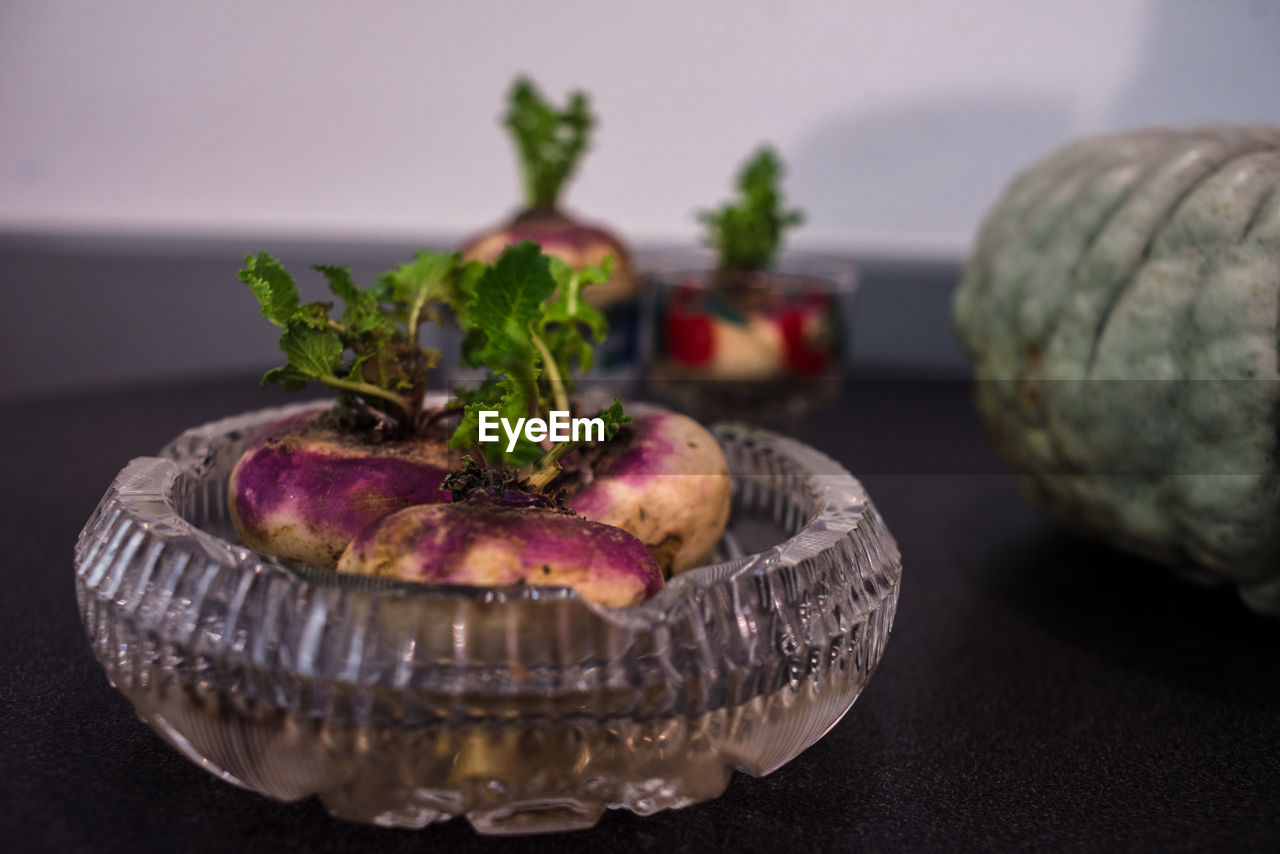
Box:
[1104,0,1280,129]
[786,97,1074,372]
[787,96,1075,252]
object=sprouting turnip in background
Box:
[461,77,635,311]
[229,249,481,567]
[338,467,662,608]
[659,147,837,385]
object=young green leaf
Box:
[312,264,394,337]
[699,146,804,272]
[241,250,467,432]
[313,263,360,306]
[278,319,344,379]
[469,241,557,338]
[261,365,306,392]
[540,255,611,386]
[596,398,632,441]
[505,76,594,210]
[544,256,609,339]
[376,250,481,330]
[462,240,556,378]
[447,241,627,470]
[239,252,300,326]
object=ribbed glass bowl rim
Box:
[78,397,896,636]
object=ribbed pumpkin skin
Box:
[953,126,1280,615]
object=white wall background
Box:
[3,0,1279,257]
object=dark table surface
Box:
[2,374,1278,852]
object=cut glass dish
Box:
[75,399,901,834]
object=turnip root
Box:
[655,146,822,382]
[462,77,635,310]
[566,410,731,575]
[337,490,662,607]
[231,237,728,592]
[231,249,478,567]
[230,411,451,568]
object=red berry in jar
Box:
[778,307,831,376]
[665,308,715,366]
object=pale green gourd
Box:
[953,125,1280,615]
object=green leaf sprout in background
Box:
[699,146,805,272]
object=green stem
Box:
[525,438,584,492]
[566,271,579,318]
[314,375,415,424]
[525,174,554,210]
[530,331,569,413]
[406,290,429,352]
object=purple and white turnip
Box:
[229,410,451,568]
[338,488,663,608]
[564,411,730,575]
[228,250,474,569]
[461,77,635,310]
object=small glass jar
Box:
[641,250,857,426]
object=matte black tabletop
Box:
[2,375,1277,852]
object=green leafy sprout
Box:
[451,240,629,474]
[241,241,629,484]
[699,146,804,272]
[505,76,595,211]
[239,249,482,433]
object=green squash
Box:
[953,125,1280,615]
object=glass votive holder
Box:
[641,249,858,426]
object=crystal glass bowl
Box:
[74,400,901,835]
